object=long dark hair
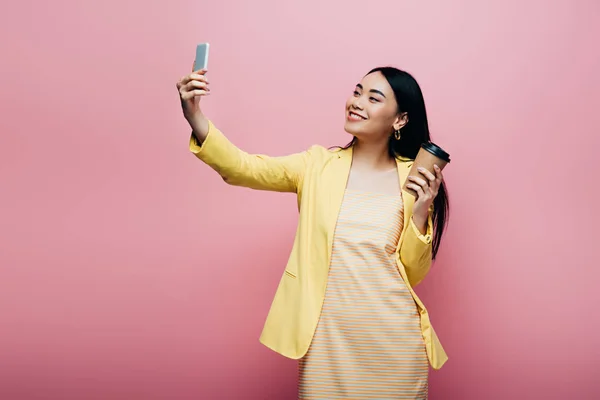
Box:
[341,67,449,259]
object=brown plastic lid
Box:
[421,142,450,163]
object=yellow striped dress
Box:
[298,174,429,399]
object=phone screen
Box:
[195,43,209,71]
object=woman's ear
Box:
[393,112,409,131]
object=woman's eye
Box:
[353,90,360,96]
[370,97,380,102]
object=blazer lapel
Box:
[325,147,353,252]
[395,157,415,253]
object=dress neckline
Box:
[344,187,402,199]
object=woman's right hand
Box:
[176,67,210,139]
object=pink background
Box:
[1,0,599,399]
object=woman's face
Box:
[344,71,406,141]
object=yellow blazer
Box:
[190,121,448,370]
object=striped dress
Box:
[298,171,429,399]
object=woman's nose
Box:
[352,99,364,110]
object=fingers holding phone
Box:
[178,70,210,100]
[176,69,210,120]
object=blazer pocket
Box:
[284,269,297,279]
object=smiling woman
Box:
[178,65,449,399]
[341,67,449,260]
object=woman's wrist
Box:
[188,113,210,143]
[411,212,428,235]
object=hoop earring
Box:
[394,129,402,140]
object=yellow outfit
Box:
[189,121,448,370]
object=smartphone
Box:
[194,43,210,71]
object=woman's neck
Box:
[351,137,396,172]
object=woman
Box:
[176,66,449,399]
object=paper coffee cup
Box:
[402,142,450,197]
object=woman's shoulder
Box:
[304,144,346,158]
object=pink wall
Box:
[1,0,599,398]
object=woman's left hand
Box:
[406,165,443,234]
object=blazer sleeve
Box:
[399,209,434,287]
[189,120,314,193]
